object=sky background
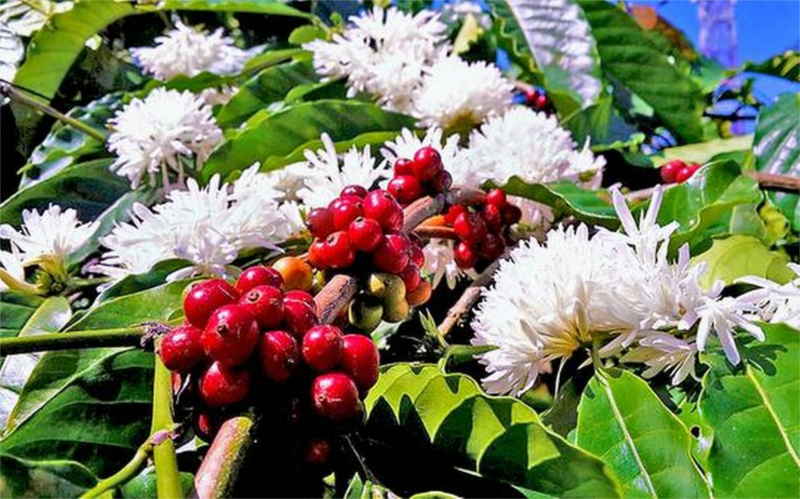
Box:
[623,0,799,100]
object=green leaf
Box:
[741,50,800,82]
[288,25,327,45]
[0,159,130,227]
[120,468,194,498]
[215,59,319,128]
[698,323,800,498]
[365,363,622,497]
[691,235,794,289]
[0,453,96,497]
[753,93,800,230]
[0,292,44,340]
[148,0,311,17]
[490,177,620,228]
[656,160,763,254]
[488,0,602,108]
[95,259,191,304]
[3,280,187,433]
[0,297,71,427]
[576,0,705,142]
[651,135,753,167]
[241,47,308,74]
[18,92,124,188]
[576,369,711,498]
[562,94,642,147]
[201,100,415,182]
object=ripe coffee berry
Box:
[399,263,422,293]
[235,265,283,294]
[486,188,507,207]
[238,285,284,329]
[478,233,506,260]
[453,212,487,244]
[482,203,502,231]
[324,231,356,269]
[501,204,522,225]
[340,184,368,198]
[284,289,315,307]
[311,372,361,422]
[308,239,329,269]
[412,147,443,182]
[362,190,403,232]
[331,199,363,231]
[199,361,251,407]
[340,334,380,391]
[184,279,238,329]
[304,438,332,466]
[372,234,411,273]
[202,304,260,366]
[444,204,467,225]
[307,208,335,239]
[283,299,319,338]
[675,163,700,183]
[430,170,453,193]
[388,175,424,205]
[194,411,220,441]
[259,330,300,383]
[302,325,344,371]
[348,217,383,252]
[160,325,204,373]
[408,243,425,268]
[394,158,413,176]
[454,241,478,269]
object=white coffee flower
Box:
[107,88,222,189]
[131,20,250,81]
[93,166,302,282]
[0,205,97,265]
[0,245,27,292]
[737,263,800,329]
[622,334,698,385]
[380,127,460,170]
[291,133,392,208]
[412,56,514,130]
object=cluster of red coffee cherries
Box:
[305,186,430,317]
[660,159,702,184]
[387,146,452,205]
[158,263,379,467]
[522,86,550,112]
[443,188,521,270]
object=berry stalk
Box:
[151,358,182,499]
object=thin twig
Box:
[750,171,800,192]
[438,246,513,336]
[413,225,458,240]
[402,188,485,233]
[0,80,108,142]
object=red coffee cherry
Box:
[372,234,411,273]
[330,198,363,231]
[347,217,383,252]
[183,279,238,329]
[399,263,422,293]
[238,285,284,329]
[362,190,403,232]
[454,242,478,269]
[340,334,380,391]
[160,325,205,373]
[485,188,507,207]
[259,330,300,383]
[323,231,356,269]
[394,158,414,176]
[198,361,251,408]
[307,207,335,239]
[302,325,344,372]
[660,159,686,184]
[235,265,283,294]
[310,372,361,422]
[387,175,424,205]
[283,299,319,338]
[412,147,443,182]
[284,289,315,308]
[340,184,368,198]
[202,304,260,366]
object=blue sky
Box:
[633,0,799,100]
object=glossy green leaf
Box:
[288,25,327,45]
[488,0,602,108]
[576,0,705,142]
[365,363,622,497]
[3,280,187,434]
[0,159,130,227]
[490,177,620,228]
[0,292,44,340]
[753,93,800,230]
[0,297,71,427]
[741,50,800,82]
[19,92,123,188]
[698,323,800,498]
[651,135,753,167]
[216,59,319,128]
[0,453,96,497]
[576,369,711,498]
[562,94,642,147]
[656,160,763,254]
[201,100,415,181]
[95,259,191,304]
[691,235,794,289]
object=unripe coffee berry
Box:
[184,279,238,329]
[198,361,251,407]
[160,325,204,373]
[302,325,344,372]
[272,257,313,291]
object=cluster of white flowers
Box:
[107,88,223,189]
[738,264,800,329]
[305,7,514,129]
[92,166,304,282]
[0,206,97,291]
[131,20,250,81]
[472,186,764,395]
